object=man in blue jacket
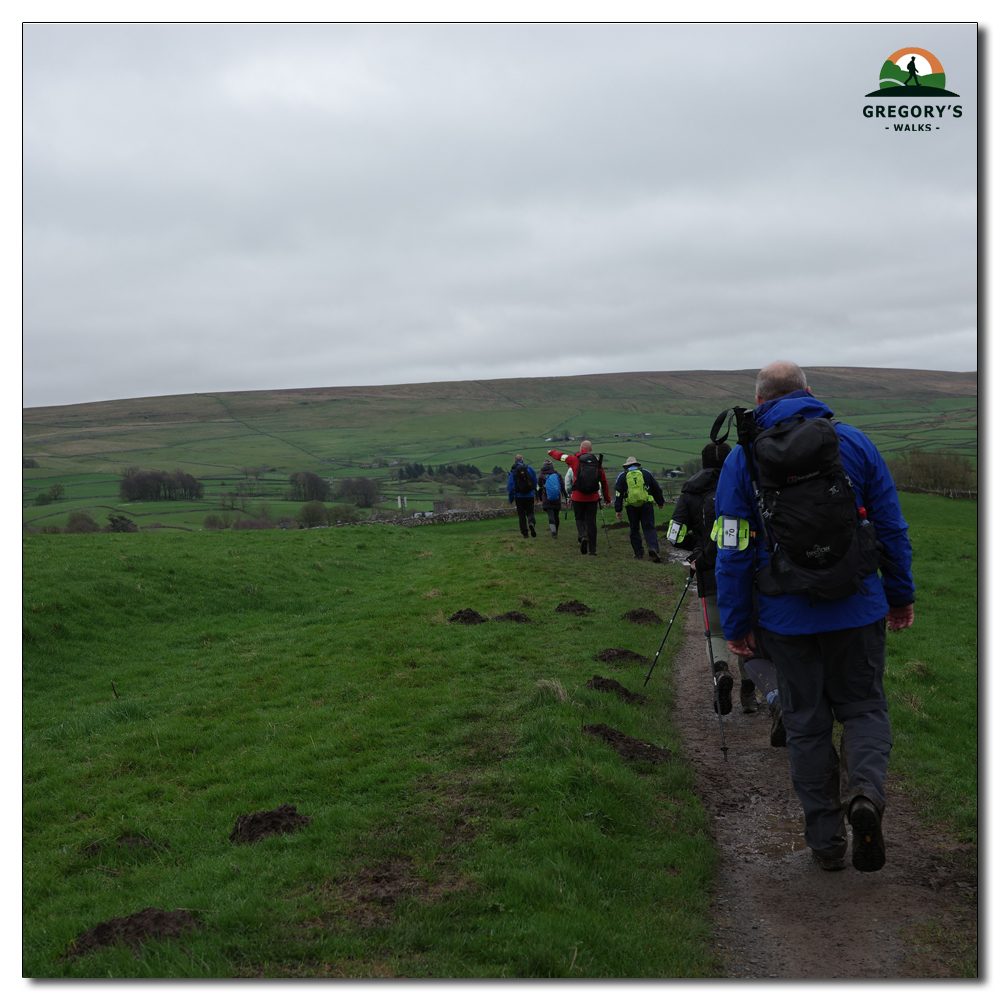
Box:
[715,361,914,873]
[507,455,538,538]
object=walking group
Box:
[508,441,666,559]
[510,361,915,876]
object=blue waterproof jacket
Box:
[715,391,915,639]
[507,463,538,501]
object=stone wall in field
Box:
[360,507,519,527]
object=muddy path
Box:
[669,598,977,978]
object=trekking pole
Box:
[701,597,730,763]
[598,500,612,552]
[644,569,695,687]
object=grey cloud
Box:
[23,23,977,407]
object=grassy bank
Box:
[22,494,979,976]
[23,519,718,977]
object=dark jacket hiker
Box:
[613,458,665,561]
[668,461,724,597]
[667,442,757,715]
[507,456,538,539]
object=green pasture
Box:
[23,373,977,492]
[22,494,978,977]
[23,520,719,978]
[882,494,978,842]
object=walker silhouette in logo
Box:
[865,47,959,97]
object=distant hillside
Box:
[23,367,978,427]
[23,367,977,483]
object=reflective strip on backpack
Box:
[712,516,750,551]
[667,520,687,545]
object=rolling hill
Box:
[22,367,977,529]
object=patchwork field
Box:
[22,367,977,532]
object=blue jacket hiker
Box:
[714,362,914,875]
[613,458,665,562]
[536,458,567,538]
[507,455,538,538]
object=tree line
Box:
[119,468,205,502]
[398,462,483,480]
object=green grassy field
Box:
[23,520,719,978]
[22,493,978,976]
[883,494,978,842]
[23,368,977,533]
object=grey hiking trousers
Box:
[762,619,892,857]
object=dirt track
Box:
[669,598,977,978]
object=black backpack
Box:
[512,464,534,494]
[711,406,880,603]
[680,469,721,573]
[574,453,602,494]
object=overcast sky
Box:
[22,22,978,408]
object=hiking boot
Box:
[768,700,787,747]
[633,552,644,559]
[849,797,886,872]
[648,550,661,563]
[812,848,848,872]
[740,678,759,713]
[529,524,536,537]
[580,538,588,555]
[713,664,733,715]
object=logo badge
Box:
[865,48,959,97]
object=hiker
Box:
[904,54,920,85]
[507,454,538,538]
[548,440,611,556]
[613,457,665,562]
[715,361,914,873]
[536,458,567,538]
[667,442,762,717]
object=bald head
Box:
[755,361,809,403]
[580,440,593,453]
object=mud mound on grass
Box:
[555,600,594,616]
[586,675,647,704]
[594,647,647,665]
[229,803,311,845]
[492,611,535,623]
[621,607,664,625]
[449,608,488,624]
[65,907,201,958]
[582,723,671,763]
[311,860,472,931]
[81,834,170,857]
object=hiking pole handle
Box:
[644,570,695,687]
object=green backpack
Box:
[624,468,651,506]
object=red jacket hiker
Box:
[548,448,611,503]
